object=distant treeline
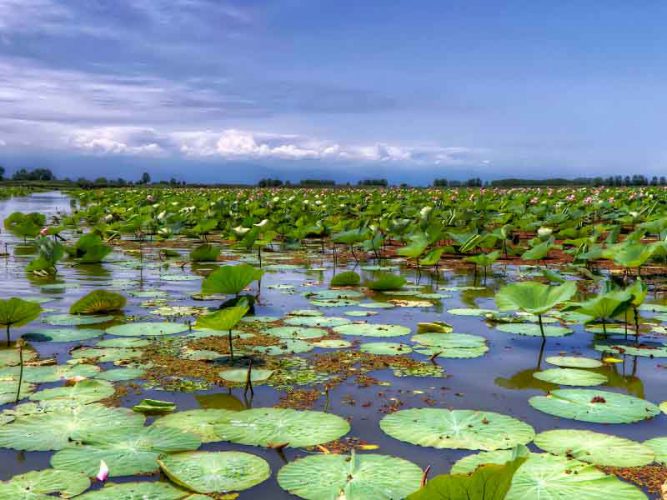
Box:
[2,166,666,189]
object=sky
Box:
[1,0,666,184]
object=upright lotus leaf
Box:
[0,297,42,346]
[51,425,201,477]
[529,389,660,423]
[212,408,350,448]
[605,242,657,269]
[534,429,655,467]
[190,243,221,262]
[366,273,406,291]
[0,469,91,498]
[0,403,145,451]
[495,281,576,338]
[159,451,270,494]
[26,237,64,275]
[201,264,263,296]
[330,271,361,287]
[570,289,633,333]
[408,446,528,500]
[278,452,423,500]
[194,302,249,361]
[70,290,126,315]
[3,211,44,240]
[521,239,554,261]
[380,408,535,451]
[67,233,112,263]
[29,379,115,404]
[77,481,188,499]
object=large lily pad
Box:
[159,451,270,493]
[496,323,573,337]
[0,403,144,450]
[529,389,660,423]
[44,314,114,326]
[380,408,535,450]
[284,316,351,328]
[0,469,91,498]
[51,425,201,477]
[332,323,411,338]
[106,322,186,337]
[219,368,274,384]
[22,328,103,342]
[78,481,188,499]
[644,437,667,465]
[212,408,350,448]
[29,379,115,404]
[545,356,603,369]
[534,429,655,467]
[265,326,328,340]
[154,409,239,443]
[412,333,489,359]
[277,452,422,500]
[451,452,646,499]
[359,342,413,355]
[533,368,608,387]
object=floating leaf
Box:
[545,356,603,369]
[106,322,187,337]
[29,379,115,404]
[332,323,411,338]
[0,469,90,498]
[532,368,607,387]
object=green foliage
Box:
[0,298,42,345]
[366,272,406,291]
[202,264,263,296]
[330,271,361,286]
[67,233,112,263]
[496,281,577,316]
[569,289,633,324]
[69,290,126,315]
[3,212,45,240]
[408,446,528,499]
[26,237,64,275]
[195,302,250,331]
[190,243,221,262]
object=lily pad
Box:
[277,452,422,500]
[533,368,608,387]
[219,368,274,384]
[332,323,411,338]
[44,314,114,326]
[212,408,350,448]
[106,322,186,337]
[545,356,603,369]
[154,409,239,443]
[284,316,351,328]
[534,429,655,467]
[380,408,535,450]
[412,333,489,359]
[51,424,201,477]
[448,308,496,316]
[0,364,100,383]
[359,342,413,355]
[496,323,573,337]
[311,339,352,348]
[159,451,270,493]
[644,437,667,465]
[0,403,144,450]
[22,328,103,342]
[78,481,188,499]
[0,469,91,498]
[95,367,145,381]
[529,389,660,423]
[265,326,328,340]
[29,379,115,404]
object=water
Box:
[0,191,664,497]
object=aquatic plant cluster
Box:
[0,186,665,499]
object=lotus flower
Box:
[96,460,109,482]
[39,227,49,236]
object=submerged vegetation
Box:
[0,185,664,498]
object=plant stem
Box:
[537,314,545,339]
[228,329,234,363]
[15,342,23,403]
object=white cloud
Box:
[68,127,166,156]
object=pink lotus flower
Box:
[96,460,109,482]
[39,227,49,236]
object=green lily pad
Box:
[252,339,314,355]
[0,403,145,450]
[451,452,646,499]
[644,437,667,465]
[0,364,100,384]
[78,481,188,499]
[311,339,352,348]
[265,326,328,340]
[277,452,422,500]
[288,309,323,317]
[219,368,274,384]
[133,399,177,414]
[159,451,270,493]
[95,367,145,381]
[594,341,667,358]
[22,328,103,342]
[545,356,603,368]
[29,379,115,405]
[212,408,350,448]
[358,302,395,309]
[283,316,351,328]
[71,347,143,362]
[529,389,660,423]
[412,333,489,358]
[106,322,187,337]
[0,469,91,498]
[310,299,359,308]
[51,424,201,477]
[154,409,239,443]
[448,308,496,316]
[533,368,608,386]
[0,379,35,404]
[332,323,411,338]
[496,323,573,337]
[0,349,36,367]
[534,429,655,467]
[44,314,114,326]
[344,310,378,317]
[359,342,413,355]
[380,408,535,451]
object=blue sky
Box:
[1,0,666,183]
